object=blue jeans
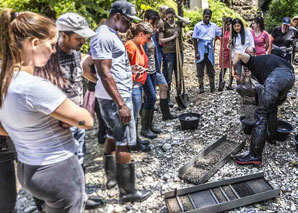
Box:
[163,52,184,88]
[132,87,143,122]
[156,45,163,72]
[70,127,86,166]
[143,73,157,110]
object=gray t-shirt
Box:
[90,25,132,100]
[58,48,83,106]
[0,71,76,166]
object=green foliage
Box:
[184,0,245,32]
[264,0,298,33]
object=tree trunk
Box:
[176,0,184,17]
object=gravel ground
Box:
[17,45,298,213]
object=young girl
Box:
[0,9,93,212]
[219,17,233,90]
[251,16,269,56]
[231,18,255,81]
[125,22,153,150]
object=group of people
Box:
[0,1,297,212]
[194,10,298,93]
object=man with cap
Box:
[269,17,298,63]
[53,12,103,210]
[90,1,152,203]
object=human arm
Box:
[175,14,190,25]
[50,98,93,129]
[193,39,200,60]
[158,21,178,44]
[94,59,131,124]
[81,54,98,83]
[268,35,274,53]
[0,122,8,136]
[247,30,255,48]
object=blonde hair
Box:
[126,22,153,40]
[0,9,56,107]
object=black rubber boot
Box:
[167,89,174,108]
[235,110,267,165]
[150,109,161,134]
[198,77,204,93]
[267,108,278,144]
[131,143,151,152]
[104,155,117,189]
[116,163,152,203]
[209,77,215,92]
[141,109,157,139]
[136,122,150,146]
[160,98,177,121]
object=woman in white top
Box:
[230,18,255,82]
[0,9,93,212]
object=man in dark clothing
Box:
[269,17,298,63]
[233,53,295,165]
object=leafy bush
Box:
[264,0,298,33]
[184,0,246,32]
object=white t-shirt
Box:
[232,29,255,57]
[90,25,132,100]
[0,71,76,165]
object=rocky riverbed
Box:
[17,46,298,213]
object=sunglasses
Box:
[122,15,133,26]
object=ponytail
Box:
[0,9,19,108]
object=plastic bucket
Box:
[178,113,201,130]
[277,120,293,141]
[240,116,255,135]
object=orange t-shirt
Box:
[125,40,148,85]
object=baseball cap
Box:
[110,1,141,21]
[56,13,96,38]
[282,17,291,26]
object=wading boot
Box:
[141,109,157,139]
[160,98,177,121]
[210,77,215,93]
[116,162,152,203]
[198,77,204,94]
[104,154,117,189]
[136,122,150,146]
[150,109,161,134]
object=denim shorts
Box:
[156,72,167,85]
[97,98,136,146]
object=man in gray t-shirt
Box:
[90,1,151,203]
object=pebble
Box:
[162,143,171,152]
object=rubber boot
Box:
[167,88,174,108]
[235,112,266,165]
[227,74,234,90]
[116,162,152,203]
[160,98,177,121]
[85,196,104,210]
[209,77,215,93]
[131,123,151,152]
[141,109,157,139]
[104,155,117,189]
[198,77,204,93]
[136,122,150,146]
[267,108,278,144]
[150,109,161,134]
